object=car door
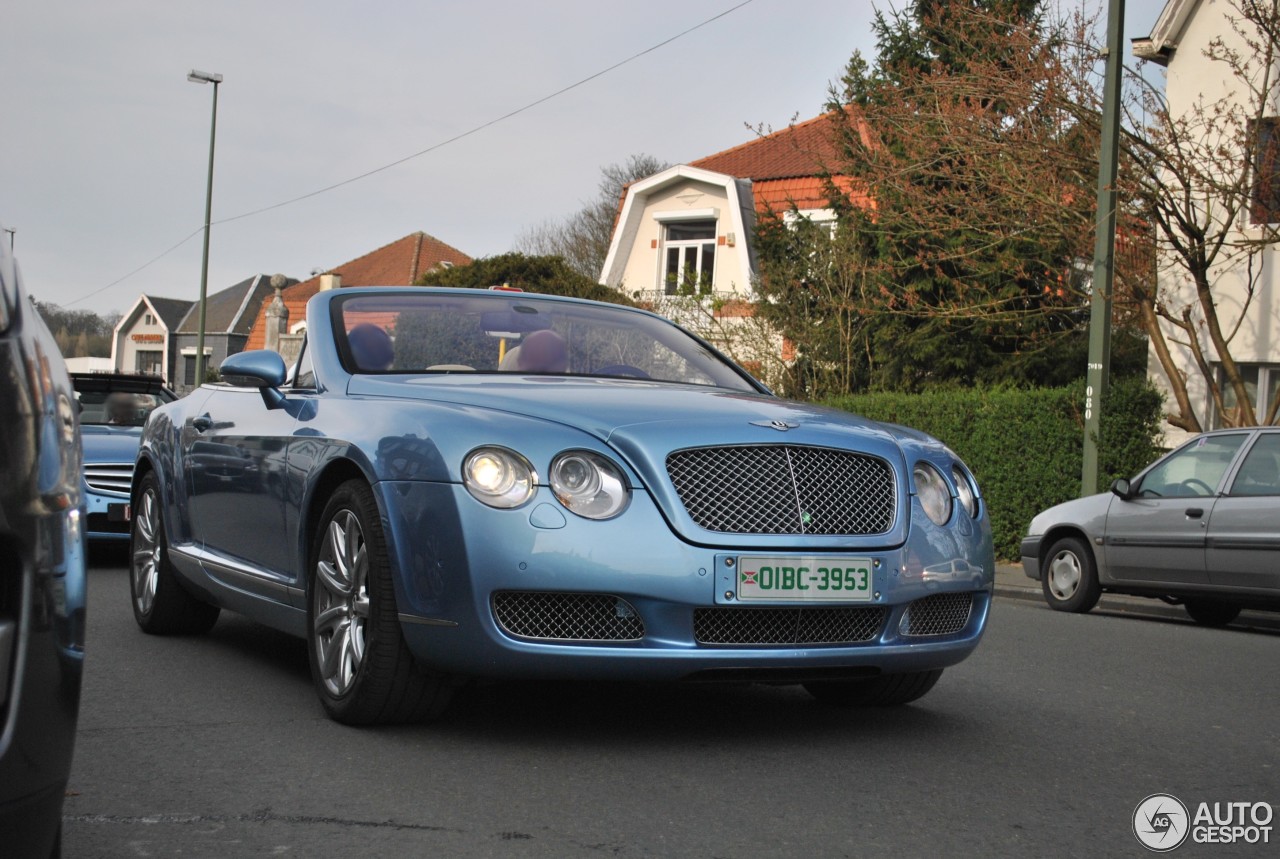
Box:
[1103,433,1250,586]
[185,384,298,590]
[1206,430,1280,592]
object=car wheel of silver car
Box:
[307,479,453,725]
[1183,598,1241,627]
[804,669,944,707]
[1040,535,1101,613]
[130,472,221,634]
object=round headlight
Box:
[952,465,977,518]
[549,451,630,520]
[463,447,536,509]
[914,462,952,526]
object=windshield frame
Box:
[331,290,766,393]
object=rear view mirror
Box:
[1110,478,1133,500]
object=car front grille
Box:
[492,592,645,642]
[693,606,888,646]
[902,592,973,636]
[666,445,895,535]
[84,462,133,496]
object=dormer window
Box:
[663,220,716,295]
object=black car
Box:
[0,229,87,857]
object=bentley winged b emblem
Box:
[750,418,799,432]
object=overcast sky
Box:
[5,0,1168,316]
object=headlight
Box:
[914,462,952,526]
[549,451,630,519]
[952,465,977,518]
[463,447,536,509]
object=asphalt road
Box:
[64,548,1278,858]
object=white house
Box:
[1135,0,1280,445]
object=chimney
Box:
[319,273,342,291]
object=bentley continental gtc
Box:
[132,287,994,724]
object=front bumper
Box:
[83,486,130,541]
[1020,535,1043,581]
[378,481,995,683]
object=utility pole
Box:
[1082,0,1125,495]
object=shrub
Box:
[821,379,1164,560]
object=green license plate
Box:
[736,556,873,602]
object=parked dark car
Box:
[132,287,994,724]
[71,372,176,541]
[1022,427,1280,625]
[0,229,87,856]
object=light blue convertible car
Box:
[132,287,994,724]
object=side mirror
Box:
[1110,477,1133,500]
[219,350,287,409]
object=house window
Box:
[135,350,162,376]
[1250,117,1280,224]
[144,313,156,325]
[184,355,197,386]
[663,220,716,295]
[1213,363,1280,427]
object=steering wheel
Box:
[1180,478,1214,495]
[594,364,650,379]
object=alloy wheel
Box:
[314,509,371,697]
[132,488,162,616]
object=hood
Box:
[349,376,917,550]
[80,424,144,463]
[349,375,903,445]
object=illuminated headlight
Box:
[463,447,536,509]
[914,462,952,526]
[549,451,630,519]
[952,465,977,518]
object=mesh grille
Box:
[84,462,133,496]
[492,592,645,642]
[694,606,887,646]
[903,592,973,636]
[666,445,895,535]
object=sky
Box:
[4,0,1170,317]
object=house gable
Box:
[246,232,471,351]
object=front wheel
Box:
[804,669,943,706]
[1183,598,1241,627]
[307,480,453,725]
[130,473,220,634]
[1040,535,1101,613]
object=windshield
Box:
[73,376,177,427]
[334,292,759,391]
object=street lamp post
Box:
[188,69,222,390]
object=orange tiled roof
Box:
[246,232,471,350]
[690,112,846,181]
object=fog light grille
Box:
[902,592,973,636]
[492,592,644,642]
[694,606,887,646]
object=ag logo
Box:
[1133,794,1190,852]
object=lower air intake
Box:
[694,606,887,646]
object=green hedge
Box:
[821,378,1164,560]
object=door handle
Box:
[192,414,213,432]
[1185,508,1204,519]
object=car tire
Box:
[1040,535,1101,613]
[804,669,943,706]
[130,472,221,634]
[307,480,453,725]
[1183,598,1241,627]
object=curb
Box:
[993,577,1280,633]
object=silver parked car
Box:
[1021,428,1280,626]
